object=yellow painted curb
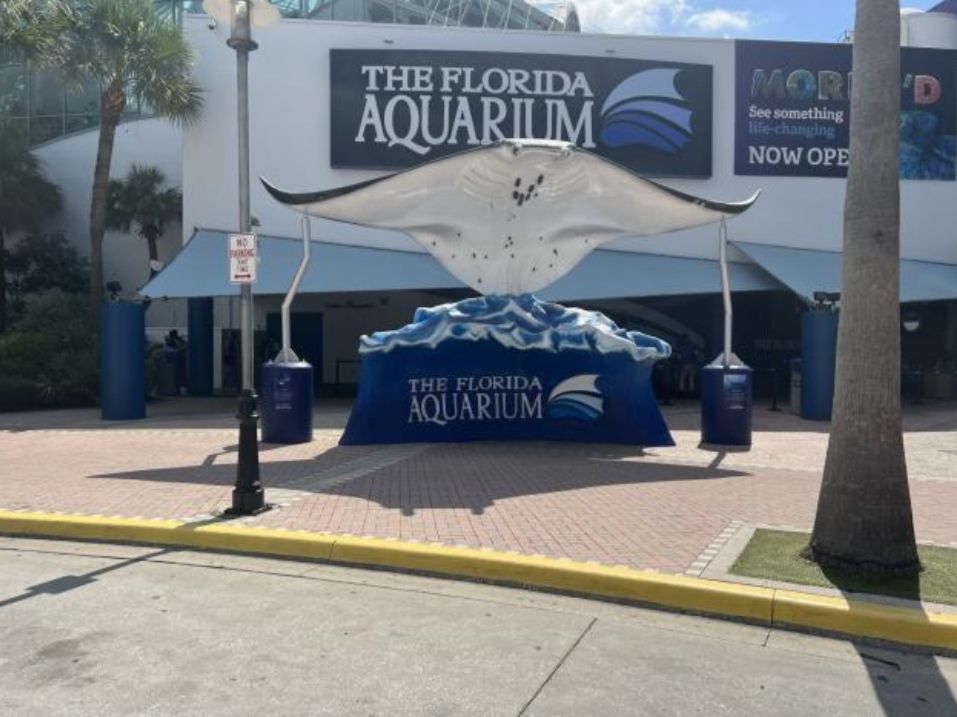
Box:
[331,535,773,623]
[3,510,957,652]
[0,510,772,622]
[0,511,335,562]
[774,589,957,653]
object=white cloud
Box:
[570,0,689,35]
[569,0,754,37]
[685,8,752,33]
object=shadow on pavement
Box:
[350,446,751,515]
[88,444,379,487]
[818,568,957,716]
[0,548,172,611]
[201,441,290,466]
[87,442,753,515]
[857,645,957,717]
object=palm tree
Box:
[107,165,182,280]
[0,128,62,333]
[51,0,202,326]
[0,0,63,57]
[807,0,919,575]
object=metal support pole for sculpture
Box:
[275,213,312,363]
[719,218,733,368]
[701,216,753,448]
[259,211,314,445]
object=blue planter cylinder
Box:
[700,363,753,447]
[100,302,146,420]
[800,311,839,421]
[261,361,314,444]
[187,297,214,397]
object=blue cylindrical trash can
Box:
[100,302,146,420]
[700,362,753,447]
[800,311,838,421]
[261,361,314,444]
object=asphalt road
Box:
[2,536,957,717]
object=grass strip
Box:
[731,529,957,607]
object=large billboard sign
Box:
[331,49,713,177]
[735,40,957,180]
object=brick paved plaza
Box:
[2,398,956,575]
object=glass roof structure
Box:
[157,0,578,31]
[256,0,580,31]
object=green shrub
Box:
[0,290,97,410]
[0,374,42,411]
[5,233,88,326]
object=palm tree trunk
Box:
[143,229,158,310]
[89,81,125,328]
[808,0,919,574]
[145,229,160,278]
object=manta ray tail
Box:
[260,176,388,207]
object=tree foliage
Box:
[0,127,62,332]
[0,290,98,410]
[52,0,204,125]
[20,0,203,326]
[6,233,89,302]
[0,128,62,235]
[107,164,182,277]
[0,0,66,59]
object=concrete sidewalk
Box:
[1,397,955,577]
[3,536,957,717]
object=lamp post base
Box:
[225,388,266,516]
[224,496,269,517]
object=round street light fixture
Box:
[203,0,281,28]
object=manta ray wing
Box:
[262,140,759,295]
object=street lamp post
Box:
[204,0,279,515]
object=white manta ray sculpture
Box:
[262,139,758,296]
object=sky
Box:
[569,1,943,42]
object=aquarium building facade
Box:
[12,4,957,398]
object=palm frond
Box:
[0,0,69,61]
[51,0,204,124]
[0,129,62,233]
[105,164,182,240]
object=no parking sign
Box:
[228,233,258,284]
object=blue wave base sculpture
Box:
[340,295,674,447]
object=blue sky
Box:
[571,1,943,42]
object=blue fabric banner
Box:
[340,296,673,447]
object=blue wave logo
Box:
[548,374,604,422]
[599,69,694,154]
